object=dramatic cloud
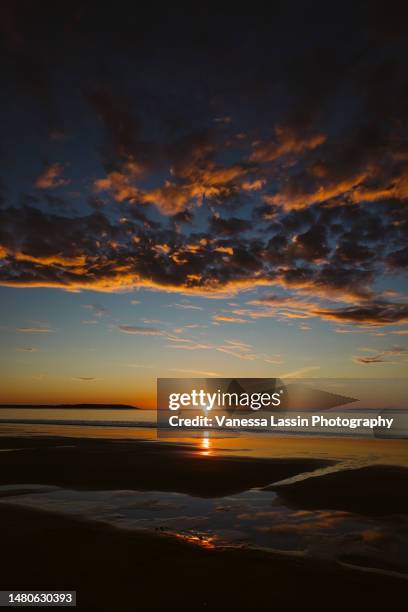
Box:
[0,197,406,328]
[0,7,407,329]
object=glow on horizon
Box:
[1,285,407,406]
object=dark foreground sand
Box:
[1,436,407,611]
[268,464,408,514]
[0,436,331,496]
[1,504,407,612]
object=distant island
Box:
[0,404,140,410]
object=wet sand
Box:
[0,435,331,497]
[1,435,407,610]
[268,464,408,514]
[1,504,407,611]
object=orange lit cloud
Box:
[34,163,69,189]
[14,252,87,267]
[94,170,139,203]
[213,314,250,323]
[250,127,326,163]
[16,326,53,333]
[266,172,368,210]
[351,169,408,203]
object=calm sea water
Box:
[1,407,408,465]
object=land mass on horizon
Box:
[0,404,140,410]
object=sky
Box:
[0,4,407,406]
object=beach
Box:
[0,435,330,496]
[2,503,407,612]
[0,434,407,610]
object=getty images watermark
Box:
[156,377,408,439]
[168,387,283,411]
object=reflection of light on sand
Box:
[2,423,408,467]
[174,532,216,548]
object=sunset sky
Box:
[0,5,407,406]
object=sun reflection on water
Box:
[199,431,212,456]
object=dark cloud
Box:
[15,346,37,352]
[0,195,406,327]
[353,345,408,364]
[316,302,408,325]
[170,210,194,227]
[353,355,385,364]
[85,89,160,173]
[118,325,162,336]
[209,216,248,236]
[387,247,408,270]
